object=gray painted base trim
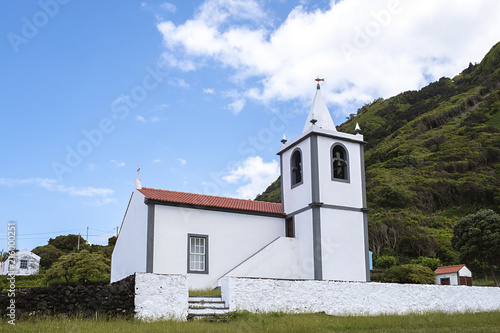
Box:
[322,204,367,213]
[312,206,322,280]
[145,199,285,218]
[360,142,370,282]
[310,135,322,281]
[363,211,370,282]
[146,203,155,273]
[286,204,368,218]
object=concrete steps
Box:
[187,296,229,320]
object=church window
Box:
[332,144,349,181]
[188,234,208,274]
[291,149,303,187]
[20,259,28,269]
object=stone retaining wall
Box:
[0,274,135,318]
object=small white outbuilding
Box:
[2,249,40,276]
[434,264,473,286]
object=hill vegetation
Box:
[255,41,500,276]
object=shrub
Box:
[382,264,435,284]
[374,255,398,269]
[410,257,442,271]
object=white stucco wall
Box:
[281,137,312,215]
[317,136,363,208]
[134,272,188,320]
[152,204,285,289]
[293,210,315,279]
[223,237,308,280]
[221,277,500,315]
[320,209,367,281]
[436,272,459,285]
[111,190,148,283]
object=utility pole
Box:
[86,226,89,243]
[116,226,119,237]
[77,233,80,251]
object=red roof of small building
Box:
[138,187,284,216]
[434,264,467,275]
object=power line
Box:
[0,228,85,237]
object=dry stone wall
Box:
[0,274,135,318]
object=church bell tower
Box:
[278,81,370,282]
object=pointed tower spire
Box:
[303,78,336,133]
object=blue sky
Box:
[1,0,500,251]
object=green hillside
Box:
[255,41,500,271]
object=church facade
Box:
[111,83,370,289]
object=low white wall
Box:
[221,277,500,315]
[134,273,188,320]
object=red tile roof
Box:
[434,264,467,275]
[138,187,284,215]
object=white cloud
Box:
[136,115,146,122]
[203,88,215,94]
[141,2,176,14]
[88,163,97,171]
[177,158,187,165]
[227,98,245,114]
[153,159,162,163]
[222,156,279,199]
[160,2,177,13]
[157,0,500,115]
[0,178,114,198]
[93,197,118,206]
[110,159,126,167]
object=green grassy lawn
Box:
[2,311,500,333]
[189,287,222,296]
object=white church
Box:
[111,82,370,289]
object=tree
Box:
[72,251,110,283]
[451,209,500,286]
[48,234,87,252]
[45,250,110,284]
[108,236,117,246]
[45,252,79,283]
[382,264,435,284]
[31,244,64,270]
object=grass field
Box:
[2,311,500,333]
